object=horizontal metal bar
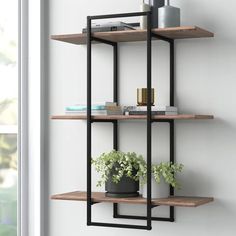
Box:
[91,119,173,123]
[91,120,117,123]
[91,36,116,46]
[89,11,150,20]
[152,119,173,123]
[114,214,174,222]
[151,33,173,43]
[90,222,150,230]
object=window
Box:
[0,0,18,235]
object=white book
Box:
[132,106,178,112]
[65,110,123,115]
[165,111,178,115]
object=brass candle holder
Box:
[137,88,155,106]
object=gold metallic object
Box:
[137,88,155,106]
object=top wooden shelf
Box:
[51,26,214,45]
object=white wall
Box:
[47,0,236,235]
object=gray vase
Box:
[158,0,180,28]
[150,0,165,28]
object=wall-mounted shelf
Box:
[51,26,214,45]
[51,114,214,121]
[51,11,215,231]
[51,191,214,208]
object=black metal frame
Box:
[87,11,175,230]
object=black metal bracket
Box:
[92,36,116,46]
[89,222,148,230]
[91,201,99,206]
[87,11,175,230]
[113,203,174,222]
[151,32,174,44]
[87,11,154,231]
[112,37,176,225]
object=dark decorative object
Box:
[158,0,180,28]
[150,0,165,28]
[92,150,146,198]
[105,168,139,198]
[137,88,155,106]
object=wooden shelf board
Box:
[51,114,214,120]
[51,26,214,45]
[51,191,214,207]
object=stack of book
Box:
[65,104,106,115]
[105,102,123,115]
[82,22,136,33]
[65,102,123,116]
[123,106,178,116]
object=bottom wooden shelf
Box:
[51,191,214,207]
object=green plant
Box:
[92,150,184,189]
[92,150,146,187]
[152,162,184,189]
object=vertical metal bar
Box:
[170,40,174,106]
[113,43,118,151]
[113,203,118,218]
[87,16,92,226]
[113,43,119,217]
[146,11,152,231]
[169,39,175,221]
[169,120,175,221]
[113,120,118,150]
[113,43,118,105]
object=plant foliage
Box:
[92,150,147,187]
[152,162,184,189]
[92,150,184,188]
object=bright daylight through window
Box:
[0,0,18,235]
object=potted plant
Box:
[92,150,184,198]
[92,150,146,198]
[142,162,184,198]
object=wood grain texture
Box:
[51,26,214,45]
[51,114,214,120]
[51,191,214,207]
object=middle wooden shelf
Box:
[51,114,214,121]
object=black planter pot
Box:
[105,168,139,198]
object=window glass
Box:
[0,0,18,235]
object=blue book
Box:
[66,105,105,111]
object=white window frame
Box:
[19,0,46,236]
[19,0,28,235]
